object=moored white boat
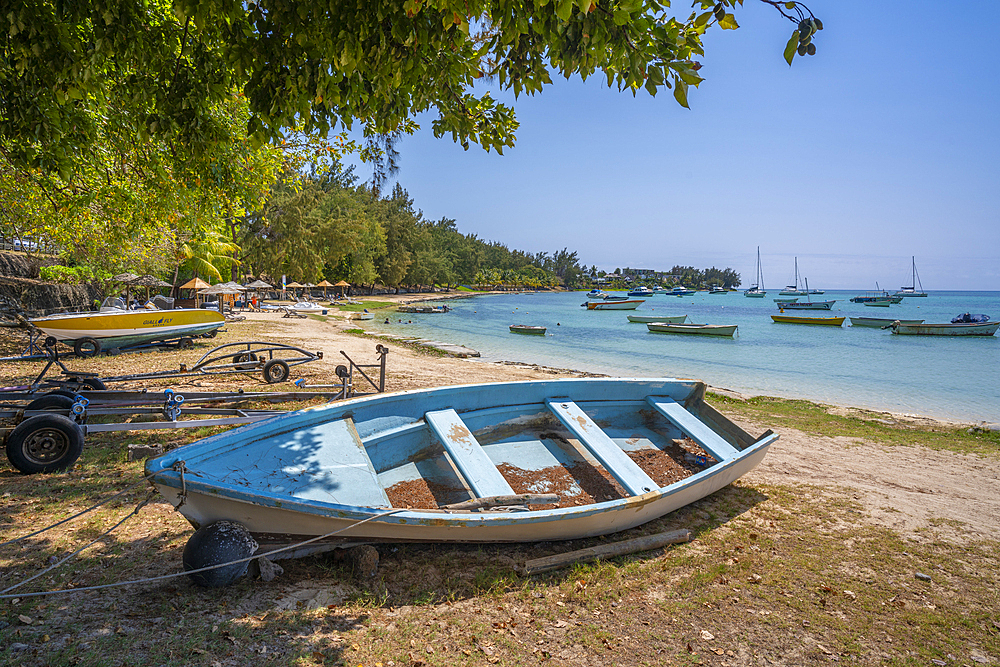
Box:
[744,246,767,298]
[587,299,645,310]
[849,317,924,328]
[509,324,547,335]
[646,323,738,337]
[889,321,999,336]
[145,379,777,553]
[776,300,836,310]
[626,314,688,324]
[893,257,928,297]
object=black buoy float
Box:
[183,520,258,587]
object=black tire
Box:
[81,378,107,391]
[45,389,79,400]
[178,337,194,350]
[26,394,76,412]
[233,352,258,370]
[262,359,290,384]
[73,337,101,358]
[202,329,218,338]
[5,414,84,474]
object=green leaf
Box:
[556,0,574,21]
[783,30,798,65]
[718,13,739,30]
[694,11,712,27]
[673,79,689,108]
[619,0,643,11]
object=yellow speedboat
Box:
[31,298,225,356]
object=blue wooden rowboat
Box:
[146,379,776,554]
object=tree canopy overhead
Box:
[2,0,822,175]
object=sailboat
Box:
[893,256,928,297]
[779,257,808,296]
[744,247,766,297]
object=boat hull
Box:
[647,323,737,336]
[509,325,546,335]
[777,301,835,310]
[891,322,999,336]
[146,378,776,546]
[849,317,923,328]
[771,315,845,326]
[587,300,644,310]
[626,315,688,324]
[31,309,225,346]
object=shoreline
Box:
[1,294,994,431]
[358,290,1000,428]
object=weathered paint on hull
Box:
[771,315,845,326]
[892,322,999,336]
[626,315,688,324]
[587,300,644,310]
[849,317,923,328]
[646,324,737,336]
[146,378,777,546]
[149,441,769,544]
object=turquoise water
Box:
[370,291,1000,423]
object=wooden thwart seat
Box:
[424,409,515,499]
[545,400,657,496]
[646,396,740,461]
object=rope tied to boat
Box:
[1,490,158,596]
[0,507,407,600]
[0,470,161,549]
[172,460,188,508]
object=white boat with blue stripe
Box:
[146,378,776,554]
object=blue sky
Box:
[349,1,1000,291]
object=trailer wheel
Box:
[6,414,84,474]
[81,378,107,391]
[233,352,258,370]
[178,337,194,350]
[27,393,87,424]
[262,359,290,384]
[26,394,76,412]
[73,337,101,358]
[202,329,218,338]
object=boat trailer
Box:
[1,344,391,475]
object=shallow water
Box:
[371,290,1000,423]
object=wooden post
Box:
[520,529,691,575]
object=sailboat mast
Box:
[757,247,764,289]
[912,256,924,292]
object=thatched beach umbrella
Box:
[242,279,273,306]
[131,274,173,301]
[333,280,350,297]
[285,281,304,299]
[180,277,212,306]
[199,283,242,311]
[316,279,333,297]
